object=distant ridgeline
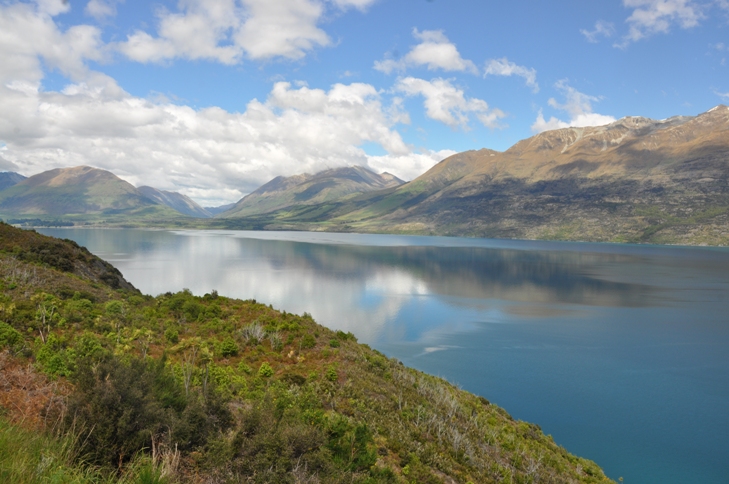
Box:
[0,223,613,483]
[2,105,728,245]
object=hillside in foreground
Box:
[0,223,613,483]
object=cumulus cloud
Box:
[0,76,440,205]
[616,0,704,47]
[483,57,539,93]
[580,20,616,43]
[374,29,478,75]
[85,0,123,20]
[396,77,505,129]
[116,0,373,64]
[531,80,616,133]
[0,1,105,85]
[36,0,71,17]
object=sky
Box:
[0,0,728,206]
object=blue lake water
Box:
[38,228,729,483]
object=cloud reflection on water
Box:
[40,228,662,344]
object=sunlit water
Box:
[38,228,729,483]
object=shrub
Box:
[301,334,316,349]
[164,328,179,344]
[182,300,203,321]
[325,367,338,382]
[35,334,72,377]
[104,300,124,318]
[219,337,239,358]
[329,338,340,348]
[0,322,23,352]
[258,362,274,378]
[66,355,230,467]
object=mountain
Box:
[0,222,611,483]
[138,185,212,218]
[0,171,26,191]
[219,165,404,218]
[0,165,183,222]
[220,105,729,246]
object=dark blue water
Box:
[38,228,729,483]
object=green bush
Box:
[66,355,230,467]
[301,334,316,349]
[0,322,23,351]
[182,300,203,321]
[219,337,239,358]
[164,328,179,344]
[35,334,73,377]
[258,362,274,378]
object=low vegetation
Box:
[0,222,613,483]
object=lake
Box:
[38,228,729,483]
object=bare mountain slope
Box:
[219,165,404,218]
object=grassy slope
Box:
[0,223,613,483]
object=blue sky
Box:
[0,0,727,205]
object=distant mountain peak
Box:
[138,186,212,218]
[219,165,404,218]
[0,165,181,219]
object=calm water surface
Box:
[38,228,729,484]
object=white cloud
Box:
[396,77,505,129]
[0,155,19,172]
[85,0,123,20]
[0,77,434,205]
[580,20,616,43]
[483,57,539,93]
[367,149,456,182]
[531,80,616,133]
[329,0,378,10]
[374,29,478,75]
[617,0,704,47]
[714,89,729,100]
[116,0,371,64]
[35,0,71,17]
[0,2,105,85]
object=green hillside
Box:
[0,223,613,483]
[0,166,187,225]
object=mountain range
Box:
[1,105,727,245]
[217,105,729,245]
